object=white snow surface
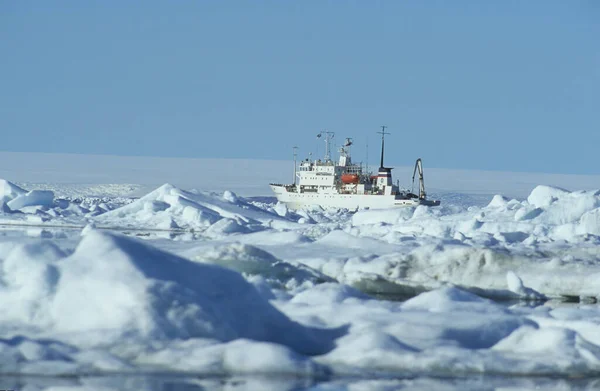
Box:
[2,164,600,384]
[3,229,600,380]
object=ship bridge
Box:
[297,159,336,190]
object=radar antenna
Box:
[340,137,353,156]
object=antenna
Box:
[315,133,320,159]
[366,136,369,174]
[376,125,390,169]
[340,137,353,156]
[317,131,335,161]
[292,146,298,185]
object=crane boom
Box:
[412,158,426,200]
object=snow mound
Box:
[222,190,238,203]
[316,230,392,251]
[0,241,66,325]
[402,287,503,314]
[95,184,220,229]
[506,271,546,300]
[524,185,600,225]
[3,231,346,355]
[137,337,326,377]
[291,283,370,304]
[352,208,415,226]
[527,185,572,208]
[578,208,600,236]
[186,242,335,291]
[487,194,509,208]
[94,183,287,232]
[492,326,600,375]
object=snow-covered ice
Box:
[4,229,600,380]
[2,176,600,300]
[1,160,600,389]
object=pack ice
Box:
[2,178,600,380]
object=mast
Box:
[317,131,335,161]
[293,146,298,185]
[377,125,390,169]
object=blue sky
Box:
[1,1,598,174]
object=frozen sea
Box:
[2,152,600,390]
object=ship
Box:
[270,127,441,210]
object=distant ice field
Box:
[1,152,600,390]
[3,151,600,199]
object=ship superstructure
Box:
[270,127,440,210]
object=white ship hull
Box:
[270,129,440,210]
[270,184,438,210]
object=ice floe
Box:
[0,178,27,205]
